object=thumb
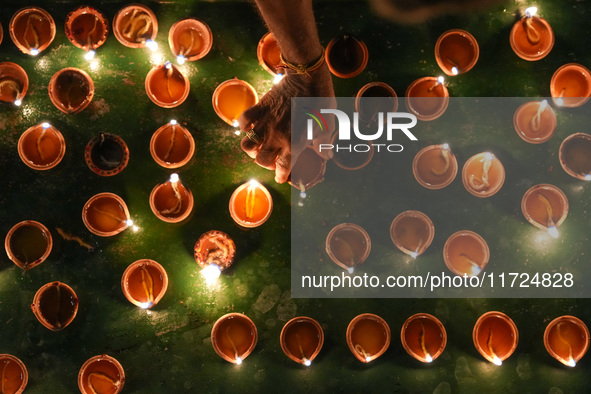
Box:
[238,103,264,131]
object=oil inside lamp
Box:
[550,63,591,108]
[435,29,479,76]
[121,259,168,309]
[509,7,554,61]
[194,230,236,284]
[64,6,109,58]
[513,100,556,144]
[0,354,28,394]
[405,76,449,121]
[85,133,129,176]
[9,7,56,55]
[401,313,447,363]
[211,313,258,364]
[462,152,505,198]
[346,313,390,363]
[229,180,273,228]
[559,133,591,180]
[212,78,258,126]
[443,230,489,276]
[31,281,78,331]
[0,62,29,106]
[280,317,324,366]
[355,81,398,125]
[113,4,158,49]
[78,354,125,394]
[544,315,590,367]
[168,18,212,64]
[413,143,458,189]
[5,220,52,270]
[325,34,368,78]
[48,68,94,114]
[389,210,435,259]
[149,173,194,223]
[145,61,190,108]
[82,192,132,237]
[473,311,519,365]
[18,122,66,170]
[521,184,568,238]
[325,223,371,273]
[150,119,195,168]
[257,32,283,76]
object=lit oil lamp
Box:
[289,146,327,193]
[390,210,434,259]
[121,259,168,309]
[9,7,56,56]
[48,67,94,114]
[325,34,368,78]
[0,354,28,394]
[211,313,257,365]
[559,133,591,180]
[78,354,125,394]
[513,100,556,144]
[150,120,195,169]
[82,192,132,237]
[401,313,447,363]
[434,29,479,76]
[64,6,109,60]
[31,281,78,331]
[168,18,212,64]
[5,220,52,270]
[149,173,194,223]
[0,62,29,107]
[346,313,390,363]
[212,78,258,126]
[257,32,283,76]
[145,61,190,108]
[544,315,589,367]
[550,63,591,108]
[412,143,458,189]
[443,230,489,277]
[112,4,158,49]
[194,230,236,284]
[18,122,65,170]
[280,316,324,366]
[405,76,449,121]
[462,152,505,198]
[473,311,519,365]
[521,184,568,239]
[325,223,371,274]
[85,133,129,176]
[229,180,273,228]
[510,7,554,61]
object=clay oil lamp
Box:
[145,61,190,108]
[121,259,168,309]
[550,63,591,108]
[82,192,133,237]
[521,184,568,239]
[257,32,283,76]
[194,230,236,285]
[18,122,65,170]
[462,152,505,198]
[85,133,129,176]
[401,313,447,363]
[326,223,371,274]
[510,7,554,61]
[473,311,519,365]
[212,78,258,126]
[112,4,158,50]
[48,67,94,114]
[513,100,556,144]
[149,173,194,223]
[330,132,374,171]
[229,180,273,228]
[559,133,591,180]
[390,210,434,259]
[355,81,398,124]
[434,29,479,76]
[168,18,212,64]
[0,354,28,394]
[5,220,52,270]
[544,315,590,367]
[405,76,449,121]
[443,230,489,277]
[64,6,109,60]
[289,146,327,193]
[325,34,368,78]
[78,354,125,394]
[9,7,55,56]
[0,21,3,45]
[0,62,29,107]
[280,317,324,366]
[211,313,257,365]
[413,143,458,189]
[31,281,78,331]
[346,313,390,363]
[150,120,195,169]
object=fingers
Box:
[238,104,264,131]
[274,150,291,184]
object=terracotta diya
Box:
[9,7,56,55]
[401,313,447,363]
[194,230,236,284]
[390,210,434,259]
[169,18,212,64]
[150,120,195,168]
[413,143,458,189]
[325,34,368,78]
[64,6,109,57]
[510,7,554,61]
[0,354,28,394]
[257,32,283,76]
[112,4,158,49]
[544,315,590,367]
[434,29,479,76]
[290,146,327,192]
[326,223,371,274]
[443,230,489,277]
[229,180,273,228]
[211,313,258,364]
[473,311,519,365]
[0,62,29,106]
[82,192,132,237]
[521,184,568,238]
[355,81,398,124]
[550,63,591,108]
[48,67,94,114]
[31,281,78,331]
[78,354,125,394]
[346,313,390,363]
[406,76,449,121]
[513,100,556,144]
[145,61,190,108]
[280,317,324,366]
[149,174,194,223]
[462,152,505,198]
[212,78,258,126]
[559,133,591,180]
[5,220,52,270]
[121,259,168,309]
[85,133,129,176]
[330,131,374,171]
[18,122,65,170]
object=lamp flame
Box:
[145,39,158,51]
[303,358,312,366]
[177,55,186,65]
[547,226,559,239]
[139,302,153,309]
[492,356,503,366]
[201,263,222,285]
[525,7,538,17]
[425,354,433,363]
[235,357,243,365]
[451,67,459,75]
[42,122,51,129]
[169,173,180,183]
[84,50,96,61]
[567,357,576,367]
[273,73,284,84]
[30,48,40,56]
[14,99,22,106]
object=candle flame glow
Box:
[442,143,450,150]
[425,354,433,363]
[139,302,153,309]
[249,179,260,188]
[492,356,503,366]
[567,357,576,367]
[30,48,40,56]
[170,119,177,125]
[303,358,312,366]
[42,122,51,129]
[300,191,307,199]
[145,39,158,51]
[484,152,494,161]
[126,219,134,227]
[409,251,418,259]
[201,263,222,285]
[547,225,559,239]
[165,61,172,70]
[525,6,538,17]
[234,130,241,136]
[14,99,22,107]
[347,266,355,274]
[365,356,371,362]
[273,73,284,84]
[176,55,186,65]
[451,67,458,75]
[232,120,239,128]
[555,97,564,107]
[170,173,180,183]
[235,357,243,365]
[437,76,445,84]
[585,174,591,181]
[84,50,96,61]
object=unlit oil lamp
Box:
[78,354,125,394]
[112,4,158,50]
[150,119,195,168]
[48,67,94,114]
[325,223,371,274]
[149,173,194,223]
[280,317,324,366]
[82,192,133,237]
[550,63,591,108]
[513,100,556,144]
[85,133,129,177]
[18,122,65,170]
[194,230,236,285]
[355,81,398,124]
[212,78,258,126]
[121,259,168,309]
[510,7,554,61]
[5,220,52,270]
[325,34,368,78]
[346,313,390,363]
[521,184,568,239]
[390,210,434,259]
[168,18,212,64]
[229,180,273,228]
[405,76,449,121]
[401,313,447,363]
[31,281,78,331]
[462,152,505,198]
[0,62,29,107]
[544,315,589,367]
[413,143,458,189]
[64,6,109,60]
[145,61,190,108]
[434,29,479,76]
[9,7,56,56]
[0,354,28,394]
[443,230,489,277]
[211,313,257,365]
[473,311,519,366]
[559,133,591,180]
[257,32,283,76]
